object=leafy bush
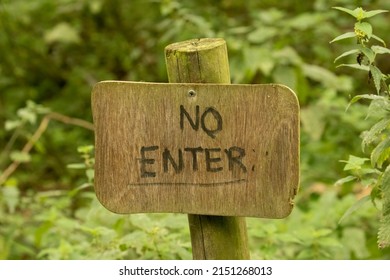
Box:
[2,0,390,259]
[249,189,390,259]
[331,6,390,248]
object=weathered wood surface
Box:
[188,214,250,259]
[92,37,300,260]
[92,81,299,218]
[164,38,251,260]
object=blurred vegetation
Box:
[1,0,390,259]
[331,7,390,249]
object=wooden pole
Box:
[164,38,250,260]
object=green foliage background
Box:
[1,0,390,259]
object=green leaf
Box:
[337,63,369,71]
[378,165,390,248]
[340,155,369,171]
[372,45,390,55]
[44,22,81,44]
[347,94,386,112]
[361,177,378,188]
[330,32,355,43]
[332,7,360,19]
[371,185,381,205]
[362,118,390,150]
[274,47,303,66]
[334,7,376,21]
[17,107,36,124]
[10,151,31,163]
[366,98,390,120]
[5,120,22,131]
[334,176,357,186]
[342,227,369,259]
[285,13,324,30]
[245,47,275,76]
[86,169,94,183]
[364,10,388,19]
[371,137,390,168]
[67,163,86,169]
[2,186,20,214]
[302,64,339,89]
[334,49,359,63]
[34,221,53,247]
[300,105,325,140]
[26,100,50,115]
[359,46,375,63]
[350,94,386,104]
[381,165,390,191]
[272,65,296,90]
[378,202,390,249]
[339,195,370,224]
[361,168,382,175]
[372,34,386,46]
[247,26,278,44]
[313,228,332,238]
[355,22,372,39]
[77,145,94,154]
[369,65,383,94]
[68,183,92,197]
[335,175,357,186]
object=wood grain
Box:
[92,81,299,218]
[165,38,251,260]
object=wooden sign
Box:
[92,81,299,218]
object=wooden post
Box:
[164,38,250,260]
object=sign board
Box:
[92,81,299,218]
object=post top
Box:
[165,38,226,53]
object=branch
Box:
[0,113,94,186]
[47,112,94,131]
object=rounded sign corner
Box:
[94,190,126,215]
